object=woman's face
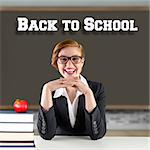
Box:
[57,46,84,78]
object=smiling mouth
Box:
[64,68,76,75]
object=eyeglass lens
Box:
[58,56,82,64]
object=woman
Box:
[37,39,106,140]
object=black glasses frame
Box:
[57,55,83,64]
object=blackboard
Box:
[0,8,149,109]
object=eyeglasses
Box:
[57,56,83,64]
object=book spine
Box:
[0,123,34,132]
[0,141,35,147]
[0,114,33,122]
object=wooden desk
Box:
[34,135,149,150]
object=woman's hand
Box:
[58,76,91,95]
[40,77,76,110]
[68,77,97,112]
[62,77,96,112]
[67,77,92,95]
[44,77,75,92]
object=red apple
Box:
[13,99,28,113]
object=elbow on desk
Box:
[90,132,106,140]
[37,124,55,140]
[90,125,107,140]
[38,131,55,140]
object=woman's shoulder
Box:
[87,80,104,89]
[87,80,105,96]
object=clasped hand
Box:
[45,76,91,95]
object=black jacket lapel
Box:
[74,94,85,131]
[53,96,72,129]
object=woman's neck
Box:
[66,87,77,103]
[66,86,77,93]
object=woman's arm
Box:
[72,79,106,140]
[37,105,57,140]
[84,88,96,113]
[37,78,76,140]
[37,84,57,140]
[84,82,106,140]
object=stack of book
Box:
[0,111,36,149]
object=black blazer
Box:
[37,80,106,140]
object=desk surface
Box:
[34,135,150,150]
